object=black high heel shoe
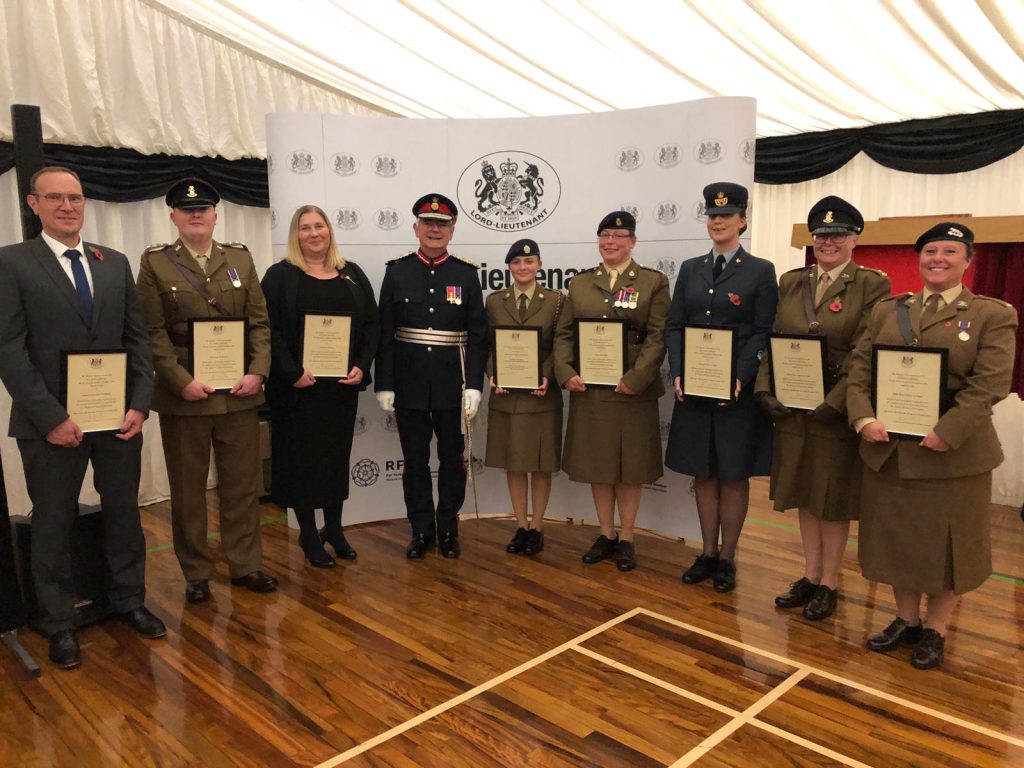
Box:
[320,528,357,560]
[300,531,336,569]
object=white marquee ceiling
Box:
[152,0,1024,136]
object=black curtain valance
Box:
[754,109,1024,184]
[2,109,1022,203]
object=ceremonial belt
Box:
[394,327,468,346]
[895,296,918,346]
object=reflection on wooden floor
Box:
[2,478,1022,767]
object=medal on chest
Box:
[614,287,638,309]
[227,267,242,288]
[957,320,971,341]
[446,285,463,305]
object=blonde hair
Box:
[284,205,345,271]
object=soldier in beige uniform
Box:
[554,211,670,571]
[136,178,278,603]
[484,238,565,556]
[755,197,891,622]
[847,222,1017,670]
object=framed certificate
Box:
[769,333,827,411]
[492,326,542,390]
[188,317,246,391]
[871,344,949,439]
[301,312,353,377]
[60,349,129,433]
[682,325,737,402]
[576,319,628,387]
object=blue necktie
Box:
[65,249,93,319]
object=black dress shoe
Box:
[185,579,211,604]
[300,530,336,568]
[910,628,945,670]
[438,533,460,559]
[305,550,337,569]
[406,534,434,559]
[522,529,544,556]
[507,527,528,554]
[775,577,818,609]
[802,586,838,621]
[615,540,637,572]
[582,534,618,564]
[866,618,923,652]
[713,559,737,593]
[49,630,80,670]
[230,570,279,593]
[320,528,357,560]
[120,606,167,638]
[682,554,719,584]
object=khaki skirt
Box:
[484,409,562,473]
[770,415,861,521]
[562,396,663,485]
[859,454,992,595]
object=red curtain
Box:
[805,243,1022,395]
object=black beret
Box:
[703,182,748,216]
[596,210,636,234]
[807,195,864,235]
[914,221,975,252]
[412,193,458,221]
[165,177,220,209]
[505,238,540,263]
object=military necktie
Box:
[607,267,618,291]
[64,249,93,319]
[712,253,726,280]
[518,292,528,321]
[194,253,208,274]
[815,272,831,304]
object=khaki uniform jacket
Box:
[485,285,565,414]
[755,262,891,412]
[554,263,670,401]
[136,239,271,415]
[846,288,1017,478]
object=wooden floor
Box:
[2,478,1022,767]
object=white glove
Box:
[463,389,482,419]
[376,391,395,413]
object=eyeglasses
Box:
[32,192,86,206]
[812,234,849,244]
[598,231,633,240]
[417,220,453,229]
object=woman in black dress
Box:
[261,205,379,567]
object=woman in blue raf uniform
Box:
[484,239,565,556]
[261,205,379,567]
[554,211,670,572]
[847,222,1017,670]
[665,183,778,593]
[754,197,890,620]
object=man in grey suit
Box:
[0,166,165,669]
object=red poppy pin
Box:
[91,246,104,261]
[728,292,741,306]
[829,298,843,312]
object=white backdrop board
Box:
[267,98,757,542]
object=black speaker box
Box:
[13,504,113,632]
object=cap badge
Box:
[714,192,728,207]
[948,226,963,237]
[523,244,531,254]
[186,185,198,198]
[430,198,440,211]
[823,211,834,224]
[615,217,623,226]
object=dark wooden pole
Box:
[11,104,45,240]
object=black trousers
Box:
[17,432,146,635]
[395,407,465,538]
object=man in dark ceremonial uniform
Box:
[375,193,488,559]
